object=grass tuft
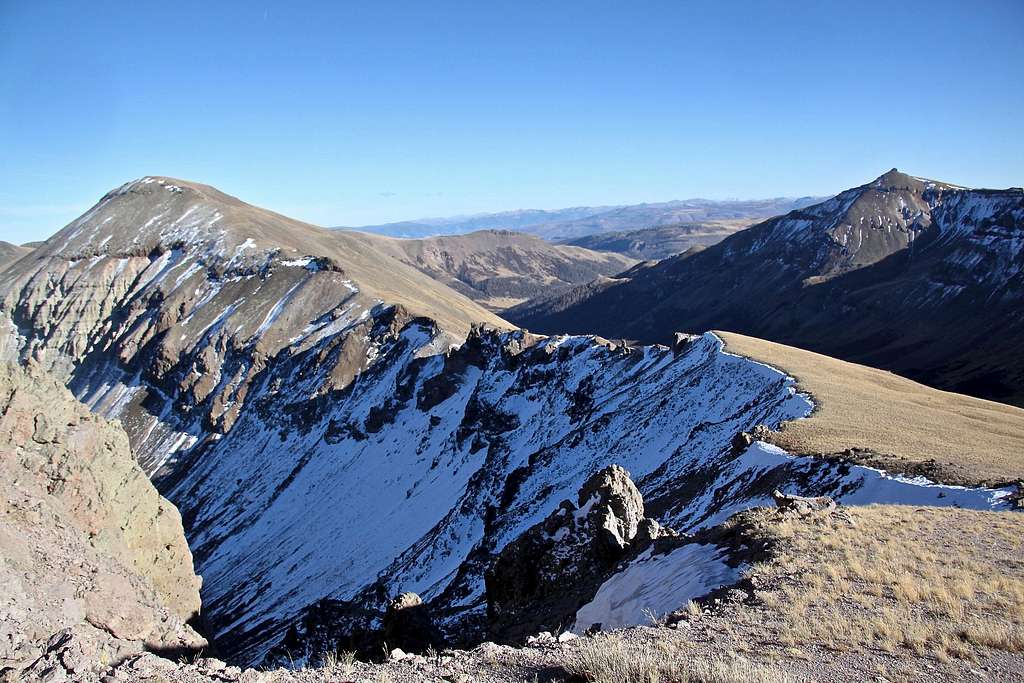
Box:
[565,635,793,683]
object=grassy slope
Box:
[716,331,1024,487]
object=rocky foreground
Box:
[100,504,1024,683]
[0,362,204,681]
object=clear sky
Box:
[1,1,1022,243]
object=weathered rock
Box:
[772,489,837,516]
[576,465,646,554]
[525,632,555,647]
[1012,482,1024,510]
[382,592,443,654]
[672,332,700,353]
[0,363,205,678]
[486,465,676,642]
[731,424,775,454]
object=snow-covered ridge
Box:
[45,311,1015,665]
[3,219,1016,665]
[1,173,1019,668]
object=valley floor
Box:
[111,504,1024,683]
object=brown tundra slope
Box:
[353,228,637,311]
[0,241,32,272]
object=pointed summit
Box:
[869,168,923,192]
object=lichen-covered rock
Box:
[485,465,676,642]
[0,362,205,678]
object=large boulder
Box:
[382,592,443,654]
[0,362,205,680]
[485,465,674,641]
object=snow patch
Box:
[573,544,738,632]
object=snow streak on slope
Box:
[76,322,1012,665]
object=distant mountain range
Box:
[508,170,1024,407]
[336,197,824,242]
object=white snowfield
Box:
[573,543,738,633]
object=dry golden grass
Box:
[565,635,793,683]
[716,331,1024,485]
[730,505,1024,663]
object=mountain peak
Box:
[868,168,923,192]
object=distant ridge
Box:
[0,241,32,272]
[358,228,637,310]
[508,170,1024,406]
[337,196,824,240]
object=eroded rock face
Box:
[0,362,204,679]
[485,465,675,642]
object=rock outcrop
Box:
[382,593,444,654]
[485,465,676,642]
[771,490,837,516]
[0,362,205,680]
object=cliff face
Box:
[0,362,204,679]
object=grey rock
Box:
[382,592,444,654]
[486,465,676,641]
[772,489,837,516]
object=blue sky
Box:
[1,1,1022,243]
